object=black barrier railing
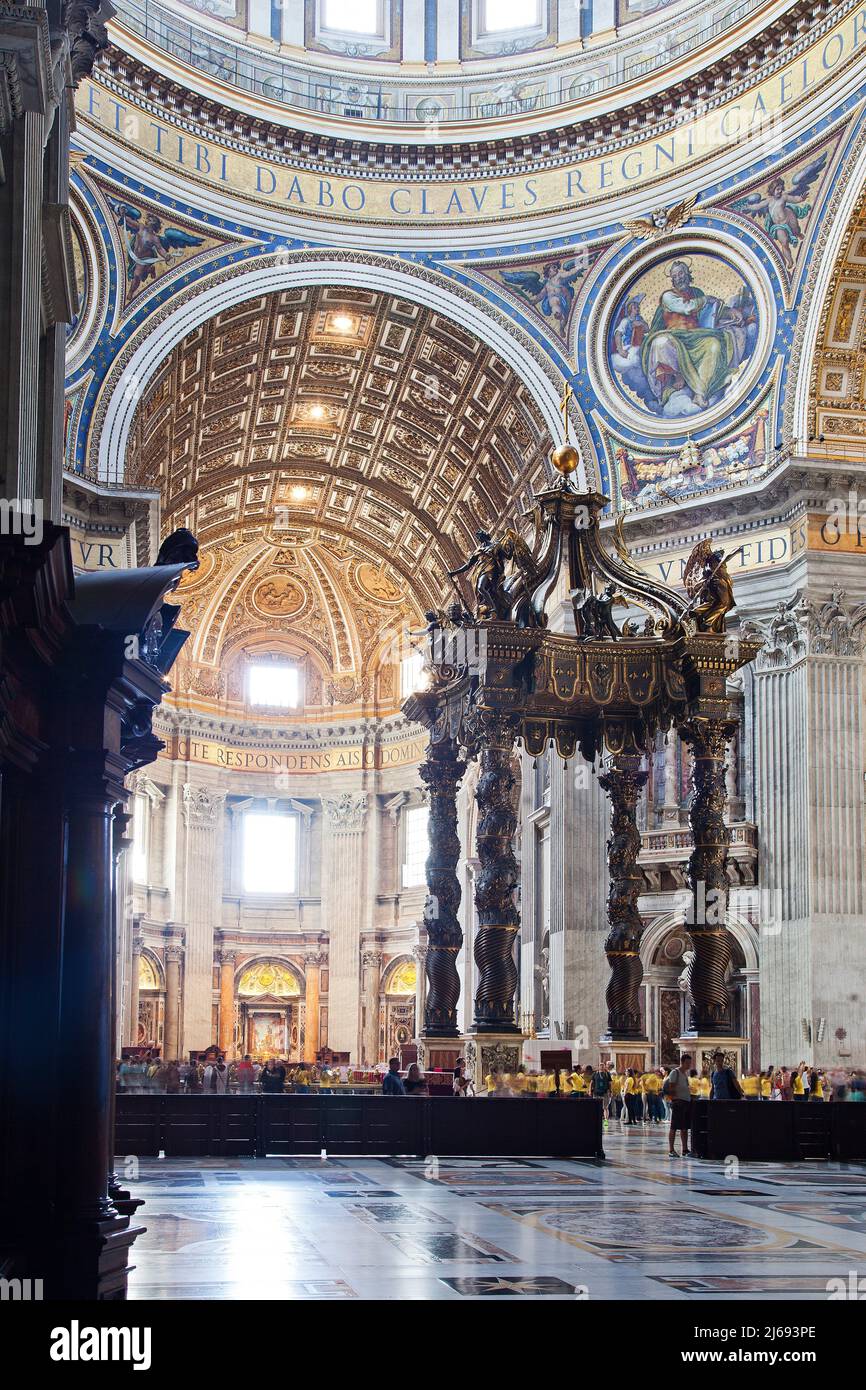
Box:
[115,1093,606,1159]
[689,1099,866,1162]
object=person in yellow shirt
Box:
[624,1069,642,1125]
[571,1068,587,1097]
[792,1069,805,1098]
[697,1073,711,1099]
[809,1069,825,1100]
[741,1072,760,1099]
[509,1067,528,1095]
[484,1069,498,1095]
[688,1069,700,1097]
[642,1069,662,1124]
[610,1071,624,1122]
[558,1068,573,1097]
[760,1067,773,1099]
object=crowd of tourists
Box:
[116,1053,381,1093]
[118,1050,866,1104]
[465,1059,866,1110]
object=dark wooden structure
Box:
[0,525,197,1298]
[115,1093,605,1158]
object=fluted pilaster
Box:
[320,792,368,1057]
[180,783,226,1053]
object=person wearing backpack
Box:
[710,1050,744,1100]
[592,1064,612,1128]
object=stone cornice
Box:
[91,0,835,175]
[155,706,423,752]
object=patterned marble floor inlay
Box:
[122,1132,866,1301]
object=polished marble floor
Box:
[122,1125,866,1300]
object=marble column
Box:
[679,718,738,1034]
[598,753,650,1039]
[164,943,183,1061]
[218,949,236,1057]
[180,783,226,1053]
[362,948,383,1065]
[418,736,465,1035]
[303,952,322,1062]
[413,943,427,1042]
[661,732,680,826]
[128,929,143,1048]
[320,792,368,1058]
[473,719,520,1033]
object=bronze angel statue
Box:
[449,526,548,627]
[683,539,736,633]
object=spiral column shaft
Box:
[472,726,520,1033]
[599,753,649,1039]
[680,717,738,1034]
[419,737,466,1037]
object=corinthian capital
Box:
[182,783,227,827]
[321,791,368,832]
[744,588,866,668]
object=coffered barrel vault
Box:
[126,283,554,715]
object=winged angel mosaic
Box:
[109,199,205,294]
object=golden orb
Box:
[552,443,580,475]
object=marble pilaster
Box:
[180,782,227,1053]
[320,792,368,1058]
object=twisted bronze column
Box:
[599,753,649,1038]
[473,721,520,1033]
[680,717,738,1033]
[419,737,466,1036]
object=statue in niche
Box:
[448,528,514,620]
[574,583,621,640]
[534,942,550,1031]
[683,540,736,633]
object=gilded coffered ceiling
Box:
[811,183,866,457]
[127,284,553,715]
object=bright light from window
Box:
[322,0,379,34]
[483,0,539,33]
[400,649,427,699]
[249,663,300,709]
[131,793,147,882]
[243,813,298,894]
[403,805,429,888]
